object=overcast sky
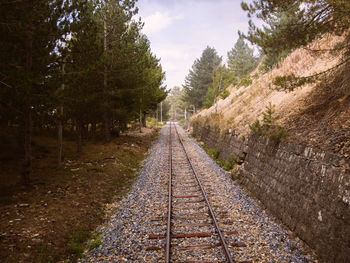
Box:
[136,0,253,90]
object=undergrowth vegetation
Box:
[0,128,158,263]
[218,153,240,171]
[249,103,287,144]
[201,144,241,172]
[202,145,221,160]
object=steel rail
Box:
[165,122,172,263]
[173,123,234,263]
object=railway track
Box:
[148,122,236,262]
[82,121,316,262]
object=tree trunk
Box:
[121,121,127,132]
[21,21,33,185]
[91,122,96,136]
[76,119,82,153]
[83,123,88,139]
[18,122,24,150]
[57,111,63,167]
[57,59,65,168]
[102,9,111,143]
[103,112,111,142]
[142,112,147,128]
[139,108,142,133]
[21,106,31,185]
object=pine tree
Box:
[203,65,235,108]
[0,0,167,182]
[0,0,69,184]
[182,46,222,109]
[227,36,258,78]
[241,0,350,90]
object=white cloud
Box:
[142,11,183,35]
[150,43,198,89]
[137,0,254,89]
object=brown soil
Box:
[282,62,350,157]
[0,127,159,263]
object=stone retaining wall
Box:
[192,124,350,263]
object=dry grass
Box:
[196,34,344,132]
[192,34,350,156]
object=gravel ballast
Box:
[81,123,316,262]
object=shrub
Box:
[68,229,90,258]
[219,153,239,171]
[249,103,287,144]
[220,89,230,99]
[238,76,252,87]
[87,232,102,250]
[203,145,220,160]
[178,118,186,126]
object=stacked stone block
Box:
[192,124,350,263]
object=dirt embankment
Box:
[192,34,350,158]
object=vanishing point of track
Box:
[82,122,317,262]
[163,122,234,262]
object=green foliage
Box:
[182,46,222,109]
[36,242,58,263]
[227,36,259,78]
[249,120,263,136]
[178,118,186,126]
[260,49,290,72]
[160,99,171,121]
[87,232,102,250]
[0,0,68,123]
[242,0,350,89]
[242,0,350,55]
[273,73,316,91]
[218,154,239,171]
[167,86,186,120]
[203,87,217,109]
[249,103,287,144]
[68,229,91,258]
[68,229,101,259]
[203,145,220,160]
[146,117,158,128]
[238,76,253,87]
[63,0,167,143]
[0,0,167,181]
[202,143,240,171]
[220,89,230,99]
[203,65,235,108]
